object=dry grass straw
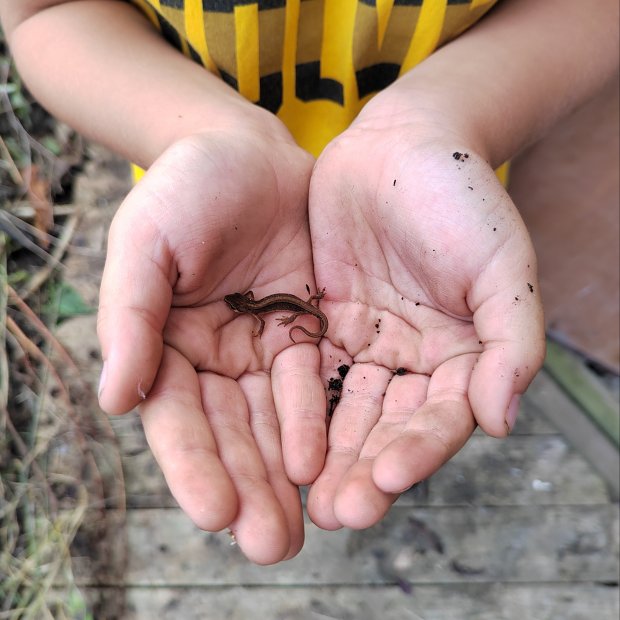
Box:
[0,237,103,619]
[1,43,125,618]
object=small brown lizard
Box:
[224,289,328,342]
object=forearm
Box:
[357,0,619,167]
[0,1,286,168]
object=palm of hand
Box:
[308,135,544,529]
[98,131,322,563]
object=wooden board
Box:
[109,505,618,588]
[109,404,611,510]
[119,584,620,620]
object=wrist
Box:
[351,75,491,164]
[149,96,299,168]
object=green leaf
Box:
[7,268,29,286]
[0,82,18,94]
[45,282,95,322]
[39,135,62,156]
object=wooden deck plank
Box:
[544,340,619,447]
[116,432,612,509]
[112,406,611,510]
[119,584,620,620]
[526,371,620,498]
[95,505,618,587]
[398,434,611,506]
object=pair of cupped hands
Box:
[96,96,545,565]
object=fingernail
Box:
[505,394,520,435]
[98,362,107,399]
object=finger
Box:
[373,354,477,493]
[237,371,305,561]
[329,373,429,529]
[334,459,399,528]
[470,261,546,436]
[357,372,430,457]
[307,363,391,530]
[98,187,174,414]
[306,446,356,531]
[139,345,238,531]
[272,344,326,485]
[200,371,292,565]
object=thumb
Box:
[97,190,175,414]
[468,244,546,437]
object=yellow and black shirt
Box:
[126,0,499,157]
